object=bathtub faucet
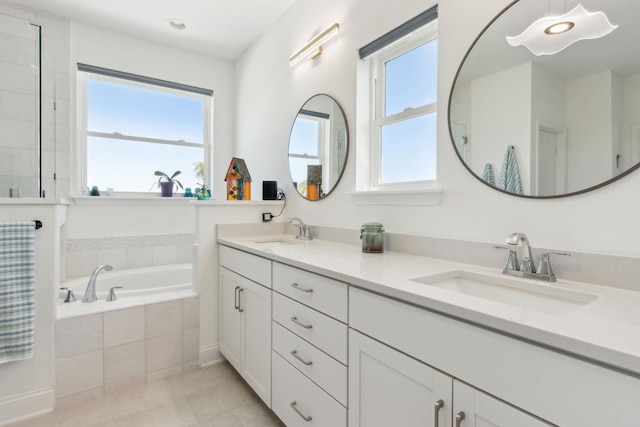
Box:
[82,265,113,303]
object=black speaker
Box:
[262,181,278,200]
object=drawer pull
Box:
[291,350,313,366]
[455,411,465,427]
[290,401,312,421]
[434,399,444,427]
[238,288,244,312]
[291,316,313,329]
[291,282,314,293]
[234,286,240,310]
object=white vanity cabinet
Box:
[219,246,272,407]
[349,330,549,427]
[271,262,349,427]
[349,286,640,427]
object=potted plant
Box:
[152,170,183,197]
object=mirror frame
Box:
[288,94,349,201]
[447,0,640,199]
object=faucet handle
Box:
[493,245,519,271]
[60,287,76,303]
[537,252,570,279]
[107,286,123,302]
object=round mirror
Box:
[288,94,349,200]
[449,0,640,198]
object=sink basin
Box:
[410,271,597,316]
[250,237,303,248]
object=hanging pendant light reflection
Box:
[506,4,618,56]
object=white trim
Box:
[0,387,55,427]
[348,188,442,206]
[199,344,224,367]
[71,196,284,207]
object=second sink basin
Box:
[411,271,597,316]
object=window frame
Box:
[77,68,213,197]
[369,20,439,190]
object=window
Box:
[372,23,438,187]
[78,64,212,194]
[288,110,329,193]
[356,7,439,193]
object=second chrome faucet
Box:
[495,233,569,282]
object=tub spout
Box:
[82,265,113,303]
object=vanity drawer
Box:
[272,321,347,405]
[273,292,348,364]
[273,262,348,322]
[272,352,347,427]
[219,245,271,287]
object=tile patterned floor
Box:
[10,363,285,427]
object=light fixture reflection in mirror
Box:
[506,4,618,56]
[449,0,640,199]
[288,94,348,200]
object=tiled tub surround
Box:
[63,233,195,278]
[55,296,200,403]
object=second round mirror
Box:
[288,94,348,200]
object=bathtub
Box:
[57,263,196,319]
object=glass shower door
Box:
[0,13,41,198]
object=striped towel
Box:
[0,222,35,364]
[482,163,496,186]
[498,145,524,195]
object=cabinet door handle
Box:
[434,399,444,427]
[455,411,465,427]
[290,401,312,421]
[290,316,313,329]
[291,282,313,293]
[234,286,240,310]
[238,288,244,312]
[291,350,313,366]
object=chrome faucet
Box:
[506,232,535,273]
[495,233,569,282]
[82,265,113,303]
[287,217,313,240]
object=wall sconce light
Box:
[289,22,340,67]
[506,4,617,56]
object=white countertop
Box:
[218,233,640,377]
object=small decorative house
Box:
[225,157,252,200]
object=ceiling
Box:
[5,0,298,60]
[456,0,638,84]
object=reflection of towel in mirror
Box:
[482,163,495,186]
[498,145,523,195]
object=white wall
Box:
[471,63,532,193]
[235,0,640,258]
[566,71,614,192]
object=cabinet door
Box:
[349,330,452,427]
[241,278,272,406]
[219,267,243,372]
[453,380,552,427]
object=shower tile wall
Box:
[55,296,200,402]
[64,233,194,277]
[0,13,40,197]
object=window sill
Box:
[72,196,285,207]
[347,188,443,206]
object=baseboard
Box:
[199,344,224,367]
[0,387,55,427]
